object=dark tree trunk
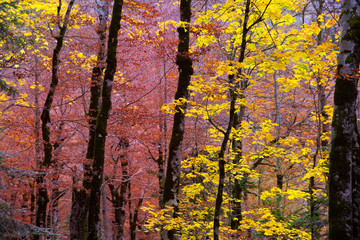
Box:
[329,0,360,239]
[161,1,193,239]
[108,176,128,240]
[157,144,165,209]
[87,1,124,239]
[70,187,87,240]
[130,197,143,240]
[213,0,251,238]
[108,137,129,240]
[230,81,247,230]
[34,1,75,239]
[46,121,65,237]
[70,1,109,239]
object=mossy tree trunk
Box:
[87,0,124,239]
[329,0,360,239]
[161,0,193,239]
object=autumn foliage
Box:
[0,0,341,239]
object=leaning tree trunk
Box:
[329,0,360,239]
[87,0,124,239]
[34,1,75,239]
[161,1,193,239]
[70,0,109,239]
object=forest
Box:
[0,0,359,239]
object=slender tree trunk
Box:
[230,80,247,230]
[108,137,129,240]
[329,0,360,238]
[273,73,283,218]
[70,1,109,239]
[309,2,326,238]
[108,177,128,240]
[213,0,251,238]
[130,195,144,240]
[33,56,41,227]
[157,132,165,209]
[213,88,236,240]
[161,1,193,239]
[101,176,110,240]
[87,1,124,239]
[47,120,65,239]
[34,1,75,239]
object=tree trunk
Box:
[274,73,283,219]
[101,176,110,240]
[213,0,251,238]
[87,1,124,239]
[329,0,360,238]
[108,137,129,240]
[161,0,193,239]
[33,56,41,227]
[70,1,109,239]
[130,195,144,240]
[34,1,75,239]
[230,81,246,230]
[308,2,327,238]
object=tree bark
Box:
[87,0,124,239]
[329,0,360,239]
[161,0,193,239]
[34,1,75,239]
[70,1,109,239]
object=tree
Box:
[35,1,76,238]
[87,0,124,239]
[161,0,193,239]
[0,0,348,239]
[329,0,360,238]
[70,0,109,238]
